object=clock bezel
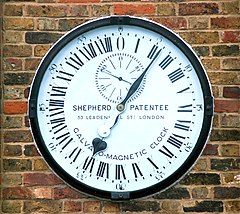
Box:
[29,15,214,201]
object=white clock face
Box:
[29,16,213,200]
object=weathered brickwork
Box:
[0,0,239,213]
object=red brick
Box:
[114,4,155,15]
[179,3,219,15]
[3,58,23,71]
[60,0,100,2]
[211,17,240,29]
[24,200,63,213]
[153,17,187,29]
[24,144,40,157]
[203,144,219,156]
[220,144,239,157]
[3,18,34,30]
[25,5,68,17]
[103,202,120,212]
[223,86,240,98]
[3,144,22,156]
[33,159,49,171]
[53,187,85,199]
[222,1,239,14]
[208,72,239,85]
[4,4,23,16]
[24,173,63,186]
[222,114,239,128]
[4,101,27,114]
[3,187,32,199]
[179,31,219,44]
[4,130,33,143]
[25,58,41,71]
[214,99,239,113]
[34,45,51,57]
[214,187,240,199]
[32,187,52,199]
[83,201,101,213]
[64,201,82,212]
[221,31,240,43]
[222,58,240,70]
[3,45,32,57]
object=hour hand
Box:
[92,138,107,156]
[97,108,122,138]
[92,108,122,156]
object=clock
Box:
[29,16,214,200]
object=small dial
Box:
[95,53,145,103]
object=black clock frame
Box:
[29,16,214,201]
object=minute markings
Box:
[65,37,113,70]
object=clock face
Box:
[29,16,213,200]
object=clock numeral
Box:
[49,99,64,108]
[177,86,191,93]
[50,86,67,97]
[168,68,185,83]
[132,163,143,179]
[147,157,159,169]
[49,110,64,117]
[56,70,74,82]
[49,99,65,117]
[174,120,191,131]
[66,52,84,70]
[56,132,73,151]
[56,131,70,141]
[82,156,95,173]
[159,145,174,159]
[95,37,113,54]
[184,64,193,72]
[96,161,109,178]
[134,38,140,53]
[81,43,97,59]
[159,54,174,70]
[167,134,185,149]
[50,117,66,134]
[147,44,159,59]
[115,164,126,180]
[117,36,125,51]
[60,137,73,151]
[66,146,82,164]
[178,104,193,112]
[50,117,65,124]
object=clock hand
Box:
[97,108,122,138]
[102,70,132,85]
[92,108,122,156]
[92,138,107,156]
[117,48,162,111]
[92,49,161,156]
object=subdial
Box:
[95,53,145,104]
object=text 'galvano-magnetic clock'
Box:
[29,16,214,201]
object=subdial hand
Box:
[101,70,132,85]
[92,49,162,156]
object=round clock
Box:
[29,16,214,200]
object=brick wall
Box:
[1,0,239,213]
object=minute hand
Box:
[117,49,162,111]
